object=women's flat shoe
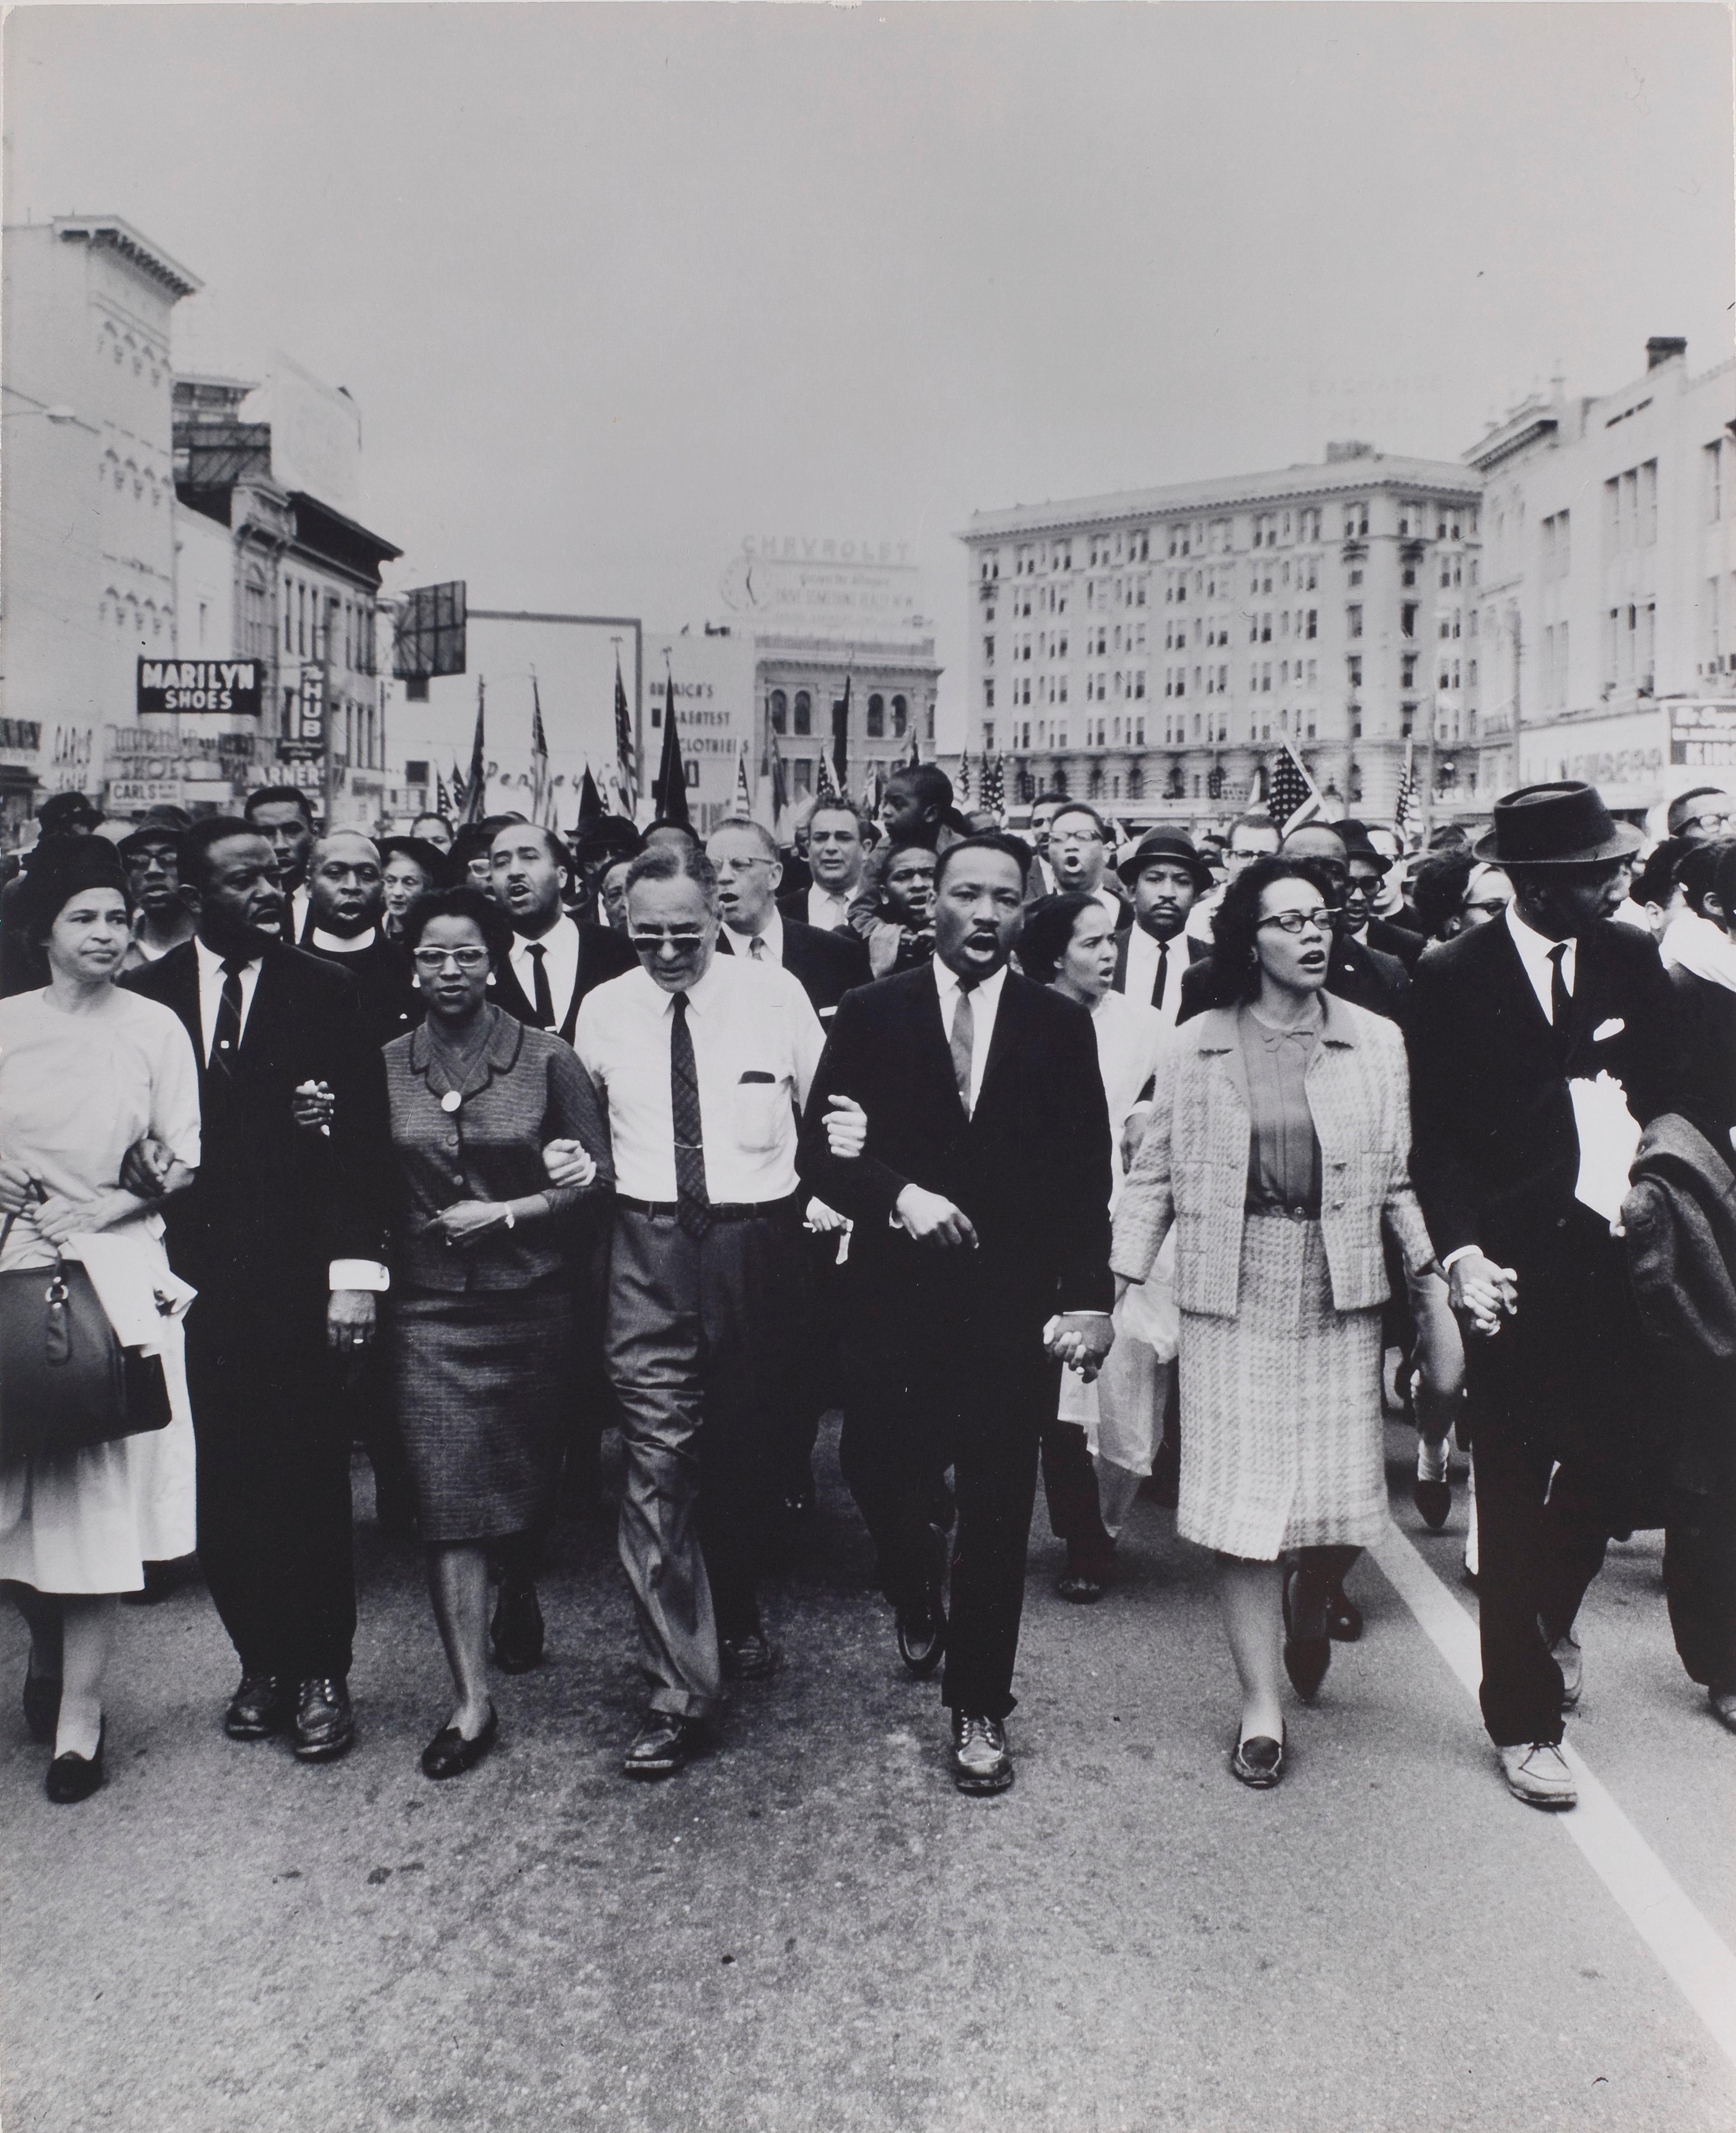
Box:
[23,1666,61,1745]
[46,1719,106,1804]
[420,1704,498,1780]
[1231,1727,1286,1789]
[1282,1566,1332,1700]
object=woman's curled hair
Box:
[1209,856,1335,1004]
[400,882,514,963]
[1018,892,1100,987]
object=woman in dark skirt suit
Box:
[384,886,613,1778]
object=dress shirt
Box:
[193,935,264,1065]
[310,925,377,954]
[509,914,581,1027]
[1505,903,1575,1024]
[289,884,311,945]
[1088,884,1124,927]
[806,883,852,932]
[575,953,825,1205]
[725,906,785,965]
[1121,924,1185,1028]
[931,958,1009,1115]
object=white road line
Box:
[1372,1523,1736,2078]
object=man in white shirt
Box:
[1047,802,1127,927]
[781,800,866,932]
[561,841,826,1779]
[488,821,636,1041]
[1109,828,1212,1028]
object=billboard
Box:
[1670,700,1736,773]
[137,658,263,718]
[720,537,926,645]
[394,582,468,680]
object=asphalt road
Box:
[4,1417,1733,2133]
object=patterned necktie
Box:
[669,993,710,1237]
[527,942,555,1028]
[1547,941,1572,1059]
[1151,939,1170,1012]
[211,955,248,1075]
[950,979,976,1116]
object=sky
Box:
[5,1,1732,776]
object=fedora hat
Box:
[1473,782,1642,868]
[1116,828,1214,890]
[116,804,193,858]
[1330,818,1394,875]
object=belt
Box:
[616,1193,799,1222]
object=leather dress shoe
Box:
[292,1677,355,1763]
[1707,1685,1736,1733]
[1498,1740,1577,1810]
[420,1703,498,1780]
[1282,1565,1332,1701]
[949,1711,1014,1796]
[1231,1726,1286,1789]
[623,1710,704,1779]
[1057,1569,1107,1604]
[45,1719,105,1805]
[491,1580,545,1675]
[896,1523,948,1678]
[1547,1627,1583,1712]
[224,1673,289,1741]
[1413,1475,1452,1531]
[1326,1587,1363,1643]
[720,1628,778,1681]
[23,1665,61,1745]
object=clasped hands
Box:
[1448,1250,1518,1339]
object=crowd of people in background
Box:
[0,762,1731,1812]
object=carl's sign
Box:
[137,659,263,717]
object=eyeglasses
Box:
[1256,908,1332,935]
[411,947,491,972]
[710,855,773,874]
[1051,828,1104,847]
[1681,810,1732,834]
[628,928,708,951]
[1462,896,1510,919]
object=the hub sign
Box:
[137,659,263,717]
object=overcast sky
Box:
[6,1,1731,766]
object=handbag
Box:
[0,1200,172,1463]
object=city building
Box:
[958,448,1484,831]
[1462,337,1736,819]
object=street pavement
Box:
[4,1415,1734,2133]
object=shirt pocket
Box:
[731,1074,787,1154]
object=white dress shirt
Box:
[309,925,377,954]
[724,906,785,966]
[508,913,581,1025]
[931,958,1008,1116]
[1089,991,1171,1196]
[806,883,852,932]
[1505,903,1575,1023]
[289,884,311,945]
[193,936,264,1065]
[1121,925,1186,1029]
[575,953,825,1205]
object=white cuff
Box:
[1439,1245,1480,1274]
[330,1260,391,1293]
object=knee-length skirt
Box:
[1176,1215,1389,1561]
[389,1284,575,1545]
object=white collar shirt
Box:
[574,951,825,1205]
[310,924,377,954]
[1506,903,1575,1024]
[1121,924,1185,1028]
[289,884,310,945]
[509,913,581,1026]
[806,882,852,932]
[726,905,784,967]
[931,958,1009,1115]
[193,936,265,1066]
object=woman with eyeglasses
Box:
[1112,857,1436,1788]
[382,885,613,1778]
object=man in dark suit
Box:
[123,817,390,1761]
[243,785,318,945]
[486,820,637,1039]
[707,817,871,1023]
[1109,828,1214,1030]
[1407,783,1681,1810]
[777,801,868,934]
[1331,819,1428,972]
[798,835,1114,1796]
[299,829,422,1050]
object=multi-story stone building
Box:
[958,446,1484,829]
[1462,337,1736,820]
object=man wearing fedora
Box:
[1331,819,1427,974]
[1407,782,1681,1809]
[1110,830,1214,1028]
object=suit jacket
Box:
[488,921,637,1044]
[299,936,423,1052]
[797,965,1113,1349]
[1178,930,1410,1025]
[1668,965,1736,1154]
[122,940,390,1312]
[1406,914,1681,1264]
[1111,996,1434,1318]
[1109,927,1209,1002]
[1365,915,1427,974]
[719,916,871,1022]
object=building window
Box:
[769,689,788,734]
[793,690,812,736]
[866,693,885,738]
[1401,603,1418,638]
[1347,605,1363,639]
[1707,440,1726,524]
[982,721,995,753]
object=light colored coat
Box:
[1111,994,1435,1317]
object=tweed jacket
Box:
[1111,993,1435,1317]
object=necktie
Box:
[750,934,769,963]
[527,942,555,1028]
[1151,939,1170,1012]
[1547,941,1572,1056]
[950,980,976,1116]
[669,993,710,1238]
[211,955,248,1074]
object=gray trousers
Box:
[604,1200,804,1719]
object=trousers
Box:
[605,1201,804,1719]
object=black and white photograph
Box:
[1,2,1734,2125]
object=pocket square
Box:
[1592,1017,1626,1041]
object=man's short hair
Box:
[1049,800,1108,837]
[624,841,720,908]
[808,801,865,837]
[888,763,954,815]
[1029,790,1068,813]
[243,785,315,825]
[491,819,573,876]
[932,834,1031,893]
[1667,786,1731,837]
[179,815,267,892]
[1229,811,1280,843]
[706,817,779,861]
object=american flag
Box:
[613,653,637,815]
[734,741,753,816]
[1265,741,1322,836]
[529,675,552,827]
[814,747,837,803]
[981,753,1005,820]
[956,750,972,802]
[461,678,489,825]
[436,769,452,818]
[1393,738,1417,840]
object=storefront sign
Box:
[1670,700,1736,771]
[137,659,263,717]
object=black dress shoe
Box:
[950,1711,1014,1795]
[720,1628,778,1681]
[491,1580,545,1675]
[1057,1569,1107,1604]
[420,1704,498,1780]
[292,1677,355,1763]
[1231,1726,1286,1789]
[224,1673,289,1741]
[23,1665,61,1745]
[1282,1566,1332,1701]
[1413,1476,1452,1532]
[1325,1587,1363,1643]
[623,1710,703,1779]
[46,1719,106,1804]
[896,1523,948,1677]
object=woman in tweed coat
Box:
[1112,857,1437,1788]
